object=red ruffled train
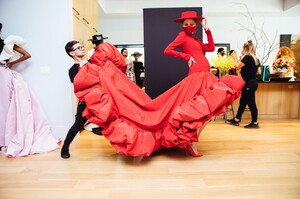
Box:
[74,60,244,157]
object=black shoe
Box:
[227,119,240,126]
[244,122,259,129]
[92,127,103,136]
[61,145,70,159]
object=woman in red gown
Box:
[73,11,244,157]
[164,11,221,156]
[164,11,214,75]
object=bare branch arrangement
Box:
[235,3,279,65]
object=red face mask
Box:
[184,26,197,36]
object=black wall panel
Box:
[143,7,203,99]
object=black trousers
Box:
[63,102,87,147]
[135,74,144,88]
[236,79,258,123]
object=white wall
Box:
[98,1,300,67]
[0,0,74,139]
[207,13,300,66]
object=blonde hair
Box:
[243,40,259,66]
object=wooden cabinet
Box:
[71,0,99,114]
[232,82,300,119]
[73,0,99,59]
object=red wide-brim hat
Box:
[174,11,204,23]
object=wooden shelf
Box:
[232,82,300,119]
[73,0,99,59]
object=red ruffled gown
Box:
[74,35,245,157]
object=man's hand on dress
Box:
[80,60,88,67]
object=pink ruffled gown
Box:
[0,35,59,157]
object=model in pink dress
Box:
[0,24,59,157]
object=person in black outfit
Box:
[132,51,144,88]
[211,48,225,78]
[87,34,108,59]
[217,47,225,57]
[62,37,123,158]
[227,41,261,128]
[228,50,238,76]
[61,41,88,158]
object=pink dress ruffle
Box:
[0,68,59,157]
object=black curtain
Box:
[143,7,203,99]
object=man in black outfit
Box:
[61,41,88,158]
[62,40,103,158]
[62,36,126,159]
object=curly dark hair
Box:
[0,23,4,54]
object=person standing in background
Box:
[217,47,225,57]
[86,34,110,134]
[228,50,238,75]
[121,48,135,82]
[132,51,145,88]
[212,47,225,77]
[227,40,261,128]
[87,34,108,59]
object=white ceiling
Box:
[97,0,300,15]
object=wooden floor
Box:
[0,119,300,199]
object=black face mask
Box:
[123,54,128,57]
[221,52,225,56]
